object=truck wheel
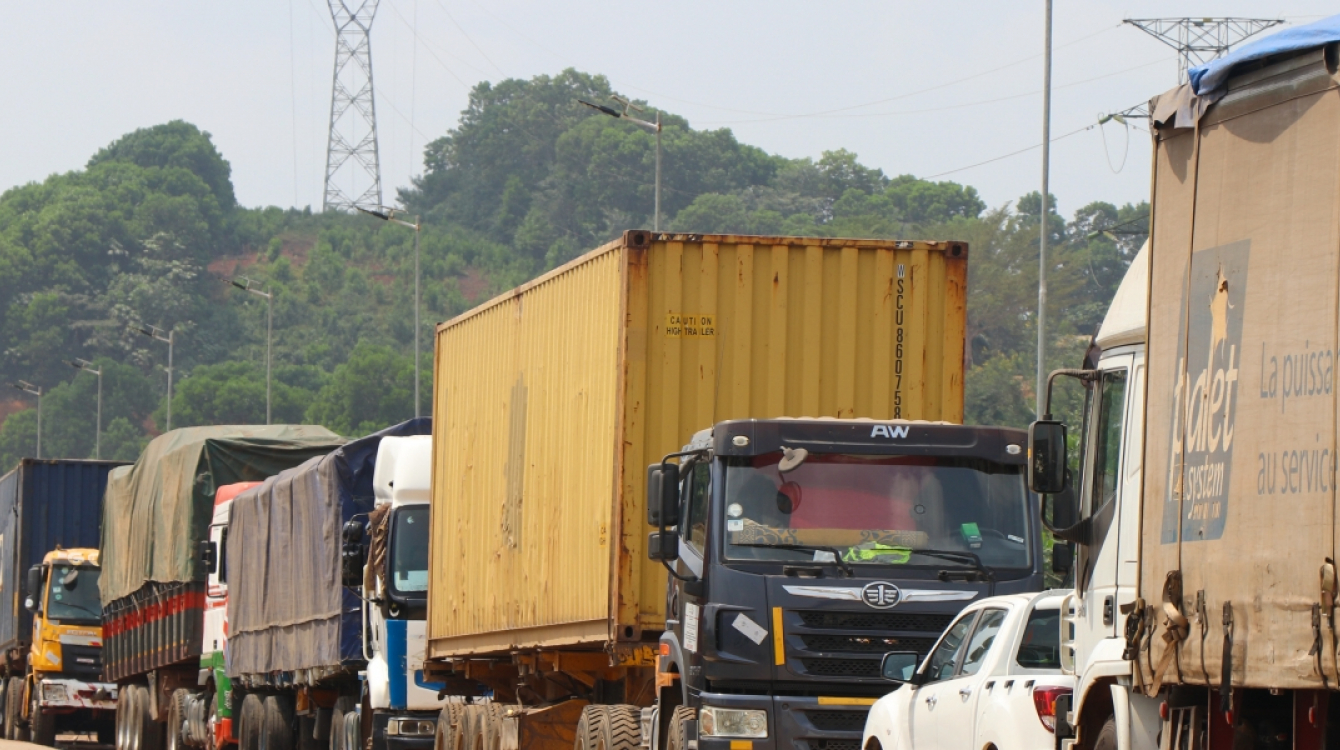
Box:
[1094,717,1118,750]
[262,696,294,750]
[166,689,189,750]
[340,710,358,750]
[4,676,24,741]
[573,706,607,750]
[30,691,56,746]
[133,686,163,750]
[666,707,695,750]
[598,706,641,750]
[329,698,354,750]
[436,703,465,750]
[240,694,266,750]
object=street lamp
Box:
[68,359,102,459]
[136,324,175,431]
[10,381,42,459]
[357,206,423,419]
[230,276,274,425]
[579,96,662,231]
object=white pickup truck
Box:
[862,591,1072,750]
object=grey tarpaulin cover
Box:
[100,425,345,606]
[226,419,430,678]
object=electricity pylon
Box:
[1125,17,1283,84]
[323,0,383,213]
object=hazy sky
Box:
[5,2,1334,219]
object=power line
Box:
[431,0,506,76]
[921,123,1094,180]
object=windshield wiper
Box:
[908,548,995,582]
[732,542,854,577]
[55,603,102,619]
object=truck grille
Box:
[800,634,937,654]
[797,611,954,631]
[799,658,879,677]
[806,740,860,750]
[788,610,954,683]
[804,711,869,733]
[62,644,103,680]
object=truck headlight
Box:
[41,684,68,702]
[386,719,436,737]
[699,707,767,738]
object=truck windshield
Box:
[390,506,429,595]
[46,565,102,623]
[723,453,1030,570]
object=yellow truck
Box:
[0,459,124,745]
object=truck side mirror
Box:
[646,464,681,527]
[1052,542,1074,575]
[1028,420,1068,494]
[199,540,218,575]
[342,519,367,587]
[647,531,679,562]
[25,566,42,613]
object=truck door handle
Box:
[924,695,937,709]
[959,687,972,699]
[1104,595,1115,626]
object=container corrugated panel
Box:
[0,459,127,653]
[428,232,967,658]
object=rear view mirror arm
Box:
[1041,368,1099,420]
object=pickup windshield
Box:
[723,453,1030,570]
[47,565,102,623]
[390,506,429,596]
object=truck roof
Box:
[1094,240,1147,351]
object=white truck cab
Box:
[363,435,442,748]
[1040,245,1160,750]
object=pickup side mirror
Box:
[199,540,218,575]
[1028,420,1068,494]
[880,651,920,682]
[646,464,681,527]
[25,566,42,613]
[341,519,367,587]
[1052,542,1074,575]
[647,531,679,562]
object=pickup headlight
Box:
[699,707,767,738]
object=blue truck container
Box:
[0,459,126,661]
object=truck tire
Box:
[329,698,354,750]
[135,686,164,750]
[166,689,189,750]
[665,707,695,750]
[463,704,503,750]
[240,694,266,750]
[573,706,606,750]
[4,676,24,741]
[1093,717,1118,750]
[297,714,320,750]
[436,703,466,750]
[262,696,294,750]
[597,706,641,750]
[30,691,56,746]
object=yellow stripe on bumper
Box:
[816,697,878,706]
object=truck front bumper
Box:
[697,691,872,750]
[36,677,118,711]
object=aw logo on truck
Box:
[870,425,910,439]
[1161,240,1249,544]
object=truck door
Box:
[673,463,710,670]
[1112,354,1145,634]
[1074,357,1131,663]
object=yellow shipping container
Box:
[427,231,967,658]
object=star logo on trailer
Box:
[861,582,902,609]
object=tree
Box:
[304,342,421,436]
[169,361,320,427]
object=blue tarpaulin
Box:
[226,418,431,680]
[1191,15,1340,96]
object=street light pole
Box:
[579,97,662,231]
[1037,0,1053,419]
[357,206,423,418]
[231,277,275,424]
[69,359,103,459]
[11,381,42,459]
[137,324,175,431]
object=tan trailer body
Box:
[1141,48,1340,690]
[427,231,967,659]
